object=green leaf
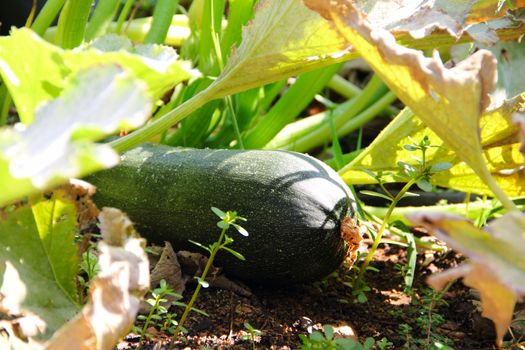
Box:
[232,223,249,237]
[0,29,192,124]
[359,190,393,202]
[195,277,210,288]
[0,195,79,339]
[32,191,79,300]
[429,162,453,173]
[221,246,246,261]
[323,324,334,340]
[416,179,433,192]
[217,221,230,230]
[0,65,152,206]
[211,206,226,219]
[188,240,211,253]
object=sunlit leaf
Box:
[308,0,517,204]
[0,28,192,124]
[44,208,149,349]
[487,41,525,104]
[207,0,353,98]
[0,65,152,206]
[0,195,79,339]
[408,211,525,346]
[339,96,525,196]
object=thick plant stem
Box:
[144,0,179,44]
[114,0,134,34]
[55,0,92,48]
[483,172,518,212]
[356,178,418,284]
[85,0,121,41]
[31,0,66,35]
[110,87,217,153]
[172,228,227,341]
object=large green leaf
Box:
[306,0,516,208]
[0,65,152,206]
[0,29,192,124]
[0,192,79,339]
[340,95,525,196]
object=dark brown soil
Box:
[118,244,524,350]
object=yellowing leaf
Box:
[311,0,518,206]
[340,96,525,196]
[44,208,149,350]
[409,211,525,346]
[208,0,354,98]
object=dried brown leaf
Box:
[44,208,149,350]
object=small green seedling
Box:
[356,137,452,290]
[299,324,375,350]
[138,279,183,342]
[172,207,248,342]
[241,322,263,350]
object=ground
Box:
[117,243,523,350]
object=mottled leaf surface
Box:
[0,65,151,206]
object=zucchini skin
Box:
[86,144,354,285]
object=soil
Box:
[117,242,523,350]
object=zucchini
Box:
[86,144,355,284]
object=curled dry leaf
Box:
[44,208,149,350]
[408,211,525,347]
[176,251,252,297]
[150,241,185,294]
[313,0,518,207]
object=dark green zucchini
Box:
[86,144,355,285]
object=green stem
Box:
[209,3,243,149]
[270,89,395,153]
[327,74,360,98]
[84,0,121,41]
[55,0,92,48]
[245,64,342,149]
[0,85,10,126]
[31,0,66,36]
[139,294,162,345]
[172,228,227,341]
[110,87,217,153]
[327,74,399,116]
[43,15,190,46]
[483,172,519,212]
[114,0,134,34]
[357,178,418,283]
[144,0,179,44]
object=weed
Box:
[299,324,376,350]
[397,286,455,350]
[241,322,263,350]
[355,137,452,290]
[171,207,248,341]
[137,279,183,342]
